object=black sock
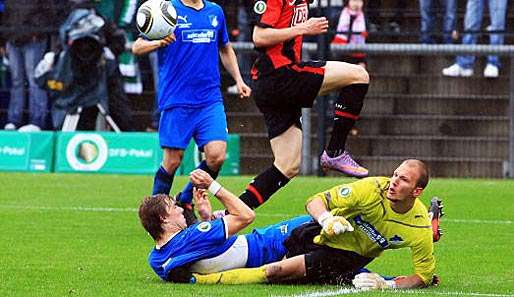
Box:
[239,165,290,209]
[152,166,175,195]
[327,83,368,157]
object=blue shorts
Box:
[245,215,313,267]
[159,102,228,150]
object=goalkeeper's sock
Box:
[152,166,175,195]
[239,165,289,209]
[192,267,267,284]
[178,160,220,204]
[326,83,368,157]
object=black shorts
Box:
[284,221,373,285]
[253,61,326,139]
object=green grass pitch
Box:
[0,173,513,297]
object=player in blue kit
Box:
[139,168,444,284]
[138,169,311,282]
[132,0,251,214]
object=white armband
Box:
[208,180,222,196]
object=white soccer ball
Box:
[136,0,177,40]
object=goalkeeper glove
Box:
[352,273,397,290]
[318,212,354,236]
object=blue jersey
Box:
[148,219,236,280]
[157,0,229,110]
[147,216,312,280]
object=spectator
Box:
[35,9,133,131]
[367,0,406,33]
[442,0,508,78]
[1,0,55,131]
[332,0,367,68]
[419,0,457,44]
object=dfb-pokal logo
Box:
[66,134,108,171]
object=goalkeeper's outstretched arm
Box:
[353,273,427,290]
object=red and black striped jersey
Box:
[251,0,309,79]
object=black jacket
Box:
[1,0,56,45]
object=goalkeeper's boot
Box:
[429,196,444,242]
[176,192,198,226]
[320,150,369,178]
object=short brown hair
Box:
[404,159,430,189]
[138,194,172,240]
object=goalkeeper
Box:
[194,159,438,290]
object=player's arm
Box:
[131,35,175,56]
[219,43,251,99]
[253,17,328,48]
[190,169,255,236]
[352,272,426,290]
[305,186,354,236]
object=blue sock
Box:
[179,161,219,204]
[152,166,175,195]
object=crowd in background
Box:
[0,0,510,131]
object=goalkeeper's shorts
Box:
[284,221,373,285]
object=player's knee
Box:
[353,65,369,84]
[162,155,182,172]
[205,153,225,169]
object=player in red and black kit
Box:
[238,0,370,209]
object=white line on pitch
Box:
[273,288,514,297]
[0,205,512,225]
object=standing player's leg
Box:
[178,141,226,205]
[239,125,300,209]
[152,107,193,195]
[152,148,183,195]
[318,61,370,177]
[178,102,228,205]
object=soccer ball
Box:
[136,0,177,40]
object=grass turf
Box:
[0,173,513,296]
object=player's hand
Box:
[237,81,252,99]
[193,187,213,221]
[190,169,214,189]
[299,17,329,36]
[158,33,176,47]
[318,213,353,236]
[352,273,397,290]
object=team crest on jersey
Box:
[340,187,352,197]
[209,15,218,27]
[291,3,308,26]
[254,1,267,14]
[197,222,212,232]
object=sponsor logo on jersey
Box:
[389,235,404,245]
[182,29,216,43]
[291,3,308,26]
[254,1,267,14]
[197,222,212,232]
[340,187,352,197]
[354,215,389,248]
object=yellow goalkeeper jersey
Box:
[307,177,435,285]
